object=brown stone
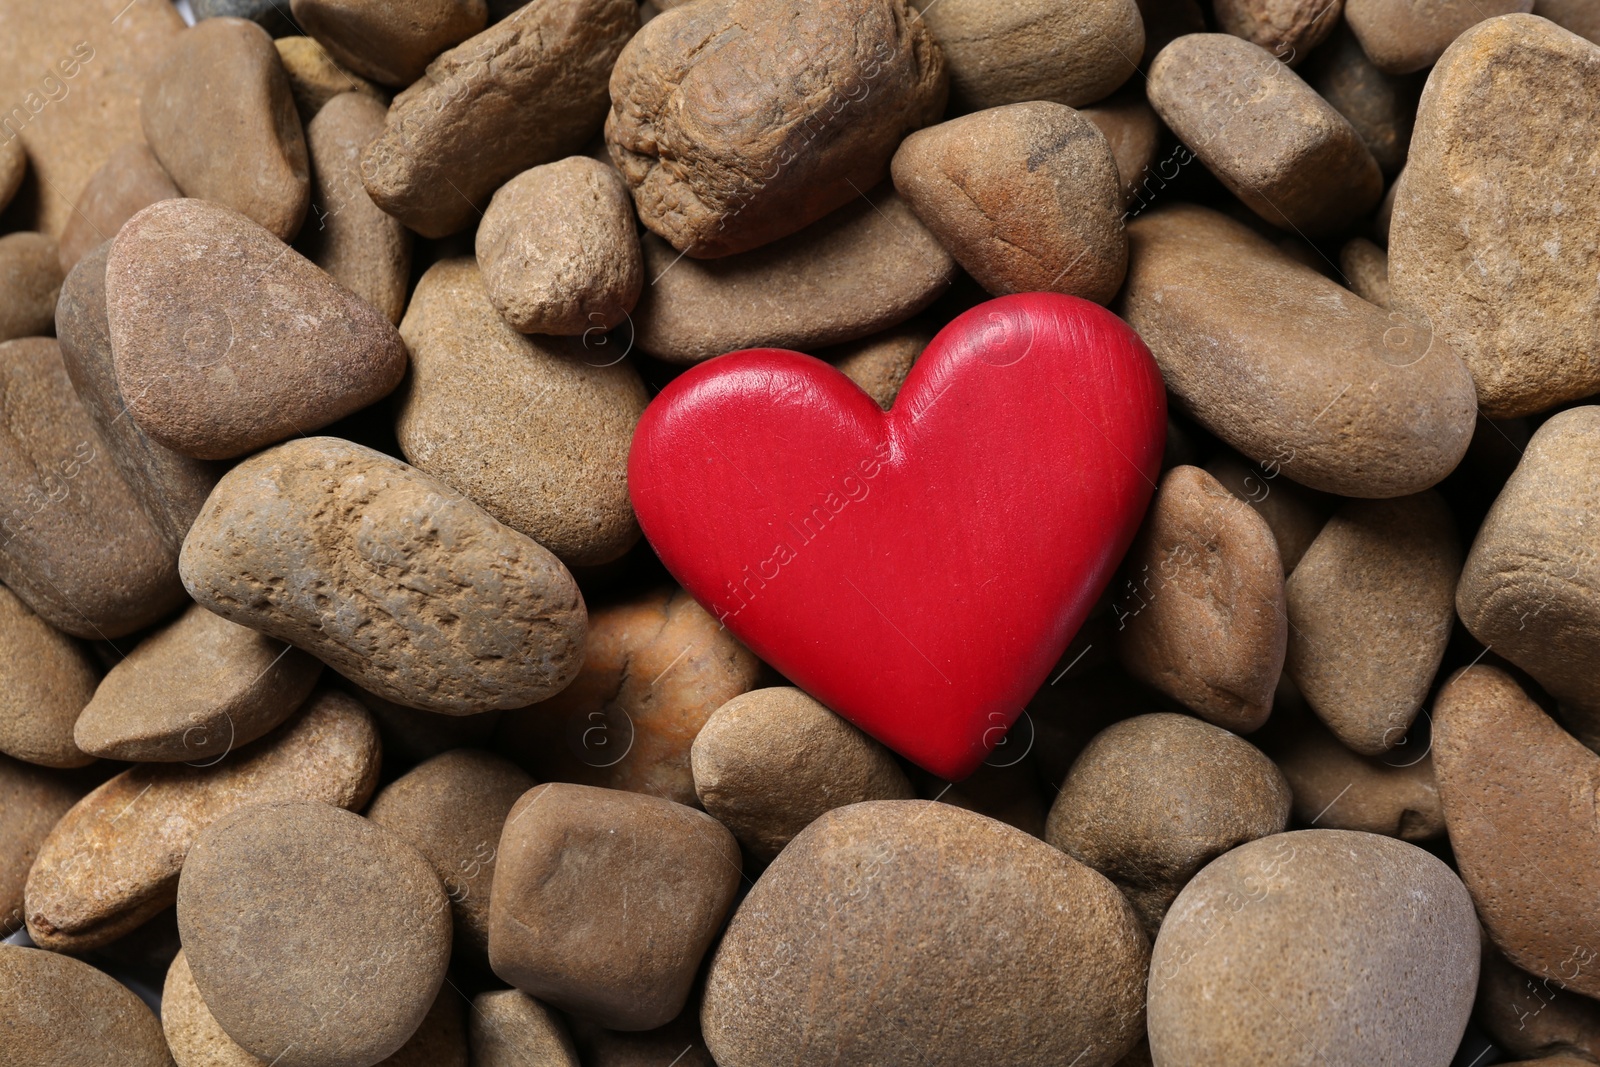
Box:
[274,36,385,124]
[1476,940,1600,1063]
[107,198,407,460]
[568,1011,715,1067]
[0,134,22,213]
[1046,712,1291,934]
[1115,465,1287,732]
[633,190,955,363]
[0,231,63,341]
[497,587,760,807]
[396,258,646,565]
[0,755,85,934]
[178,799,451,1067]
[290,0,487,87]
[1433,665,1600,1000]
[1204,451,1331,573]
[1304,24,1421,175]
[1213,0,1342,61]
[470,990,580,1067]
[55,242,224,553]
[909,0,1142,111]
[0,945,174,1067]
[703,800,1150,1067]
[299,92,411,325]
[1340,235,1391,306]
[57,141,180,274]
[1538,0,1600,42]
[351,684,503,764]
[1389,15,1600,418]
[1082,92,1163,211]
[1286,492,1460,754]
[0,583,98,768]
[691,687,915,862]
[361,0,637,238]
[489,783,742,1030]
[1347,0,1533,73]
[367,748,533,961]
[0,338,185,638]
[24,689,378,953]
[1457,407,1600,734]
[141,17,310,242]
[891,102,1127,302]
[74,601,323,763]
[476,157,642,335]
[180,437,587,713]
[1147,829,1478,1063]
[1147,34,1384,235]
[818,321,931,409]
[608,0,947,258]
[1119,204,1477,498]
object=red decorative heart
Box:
[629,294,1166,780]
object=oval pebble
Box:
[470,990,580,1067]
[289,0,487,87]
[1,945,174,1067]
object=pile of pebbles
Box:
[1,0,1598,1063]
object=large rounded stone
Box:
[0,945,174,1067]
[0,583,99,768]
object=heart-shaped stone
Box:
[629,294,1166,779]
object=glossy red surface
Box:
[629,293,1167,780]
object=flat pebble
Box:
[1147,33,1383,235]
[1204,452,1329,572]
[1389,14,1600,418]
[367,748,533,961]
[608,0,947,257]
[1147,829,1478,1064]
[0,945,174,1067]
[1119,204,1476,498]
[633,191,955,363]
[1304,24,1420,175]
[0,583,99,768]
[1340,235,1392,306]
[820,321,931,409]
[470,990,580,1067]
[73,601,323,763]
[1046,713,1290,934]
[290,0,487,87]
[0,755,85,934]
[180,437,587,713]
[361,0,637,238]
[1347,0,1533,73]
[1115,465,1287,733]
[892,102,1127,302]
[489,783,741,1030]
[107,198,407,460]
[57,141,180,273]
[1286,492,1461,754]
[1434,665,1600,1000]
[178,799,451,1067]
[703,800,1149,1067]
[274,36,385,123]
[691,687,915,862]
[141,17,310,241]
[0,232,64,341]
[1212,0,1341,61]
[396,258,646,566]
[476,156,642,335]
[24,689,378,953]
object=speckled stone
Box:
[0,945,174,1067]
[1340,235,1391,306]
[57,142,181,273]
[1204,452,1330,573]
[0,583,99,768]
[0,755,85,935]
[818,321,931,409]
[1346,0,1533,73]
[469,990,580,1067]
[1304,24,1420,175]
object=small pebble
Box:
[1538,0,1600,41]
[193,0,295,33]
[910,757,1050,838]
[1340,235,1392,306]
[274,36,385,124]
[56,141,180,274]
[1346,0,1533,73]
[1081,92,1163,211]
[0,945,174,1067]
[1303,24,1420,175]
[0,583,99,768]
[352,686,503,764]
[470,990,581,1067]
[1212,0,1341,62]
[819,321,931,409]
[0,231,64,342]
[1204,452,1330,573]
[290,0,487,87]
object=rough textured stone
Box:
[178,799,451,1067]
[489,783,741,1030]
[141,17,310,241]
[290,0,488,87]
[1389,15,1600,418]
[180,438,586,713]
[1046,713,1290,934]
[691,687,915,862]
[299,92,411,324]
[274,36,385,124]
[633,191,955,363]
[361,0,637,238]
[608,0,947,258]
[1082,92,1163,210]
[1147,34,1384,235]
[470,990,580,1067]
[1115,465,1287,733]
[1340,235,1391,306]
[909,0,1142,111]
[0,337,185,638]
[1434,665,1600,1001]
[0,232,63,341]
[1457,408,1600,733]
[1148,829,1478,1064]
[24,690,378,953]
[0,583,98,768]
[819,321,931,409]
[0,945,174,1067]
[1213,0,1342,61]
[476,157,642,335]
[367,748,533,961]
[0,755,85,934]
[74,602,323,763]
[1204,452,1330,573]
[56,242,224,553]
[396,258,646,566]
[1347,0,1533,72]
[1119,204,1477,498]
[1476,940,1600,1063]
[704,800,1149,1067]
[1304,24,1420,175]
[891,102,1127,302]
[107,198,407,460]
[497,587,760,807]
[1286,492,1460,754]
[57,142,180,274]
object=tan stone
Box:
[274,36,385,124]
[57,141,179,274]
[1213,0,1342,61]
[1082,92,1163,210]
[290,0,487,87]
[470,991,580,1067]
[0,945,174,1067]
[0,134,22,214]
[1476,940,1600,1063]
[1537,0,1600,42]
[1347,0,1533,72]
[818,321,930,409]
[1340,235,1391,306]
[1204,451,1330,573]
[0,583,98,768]
[0,231,63,341]
[1304,24,1421,175]
[0,755,84,934]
